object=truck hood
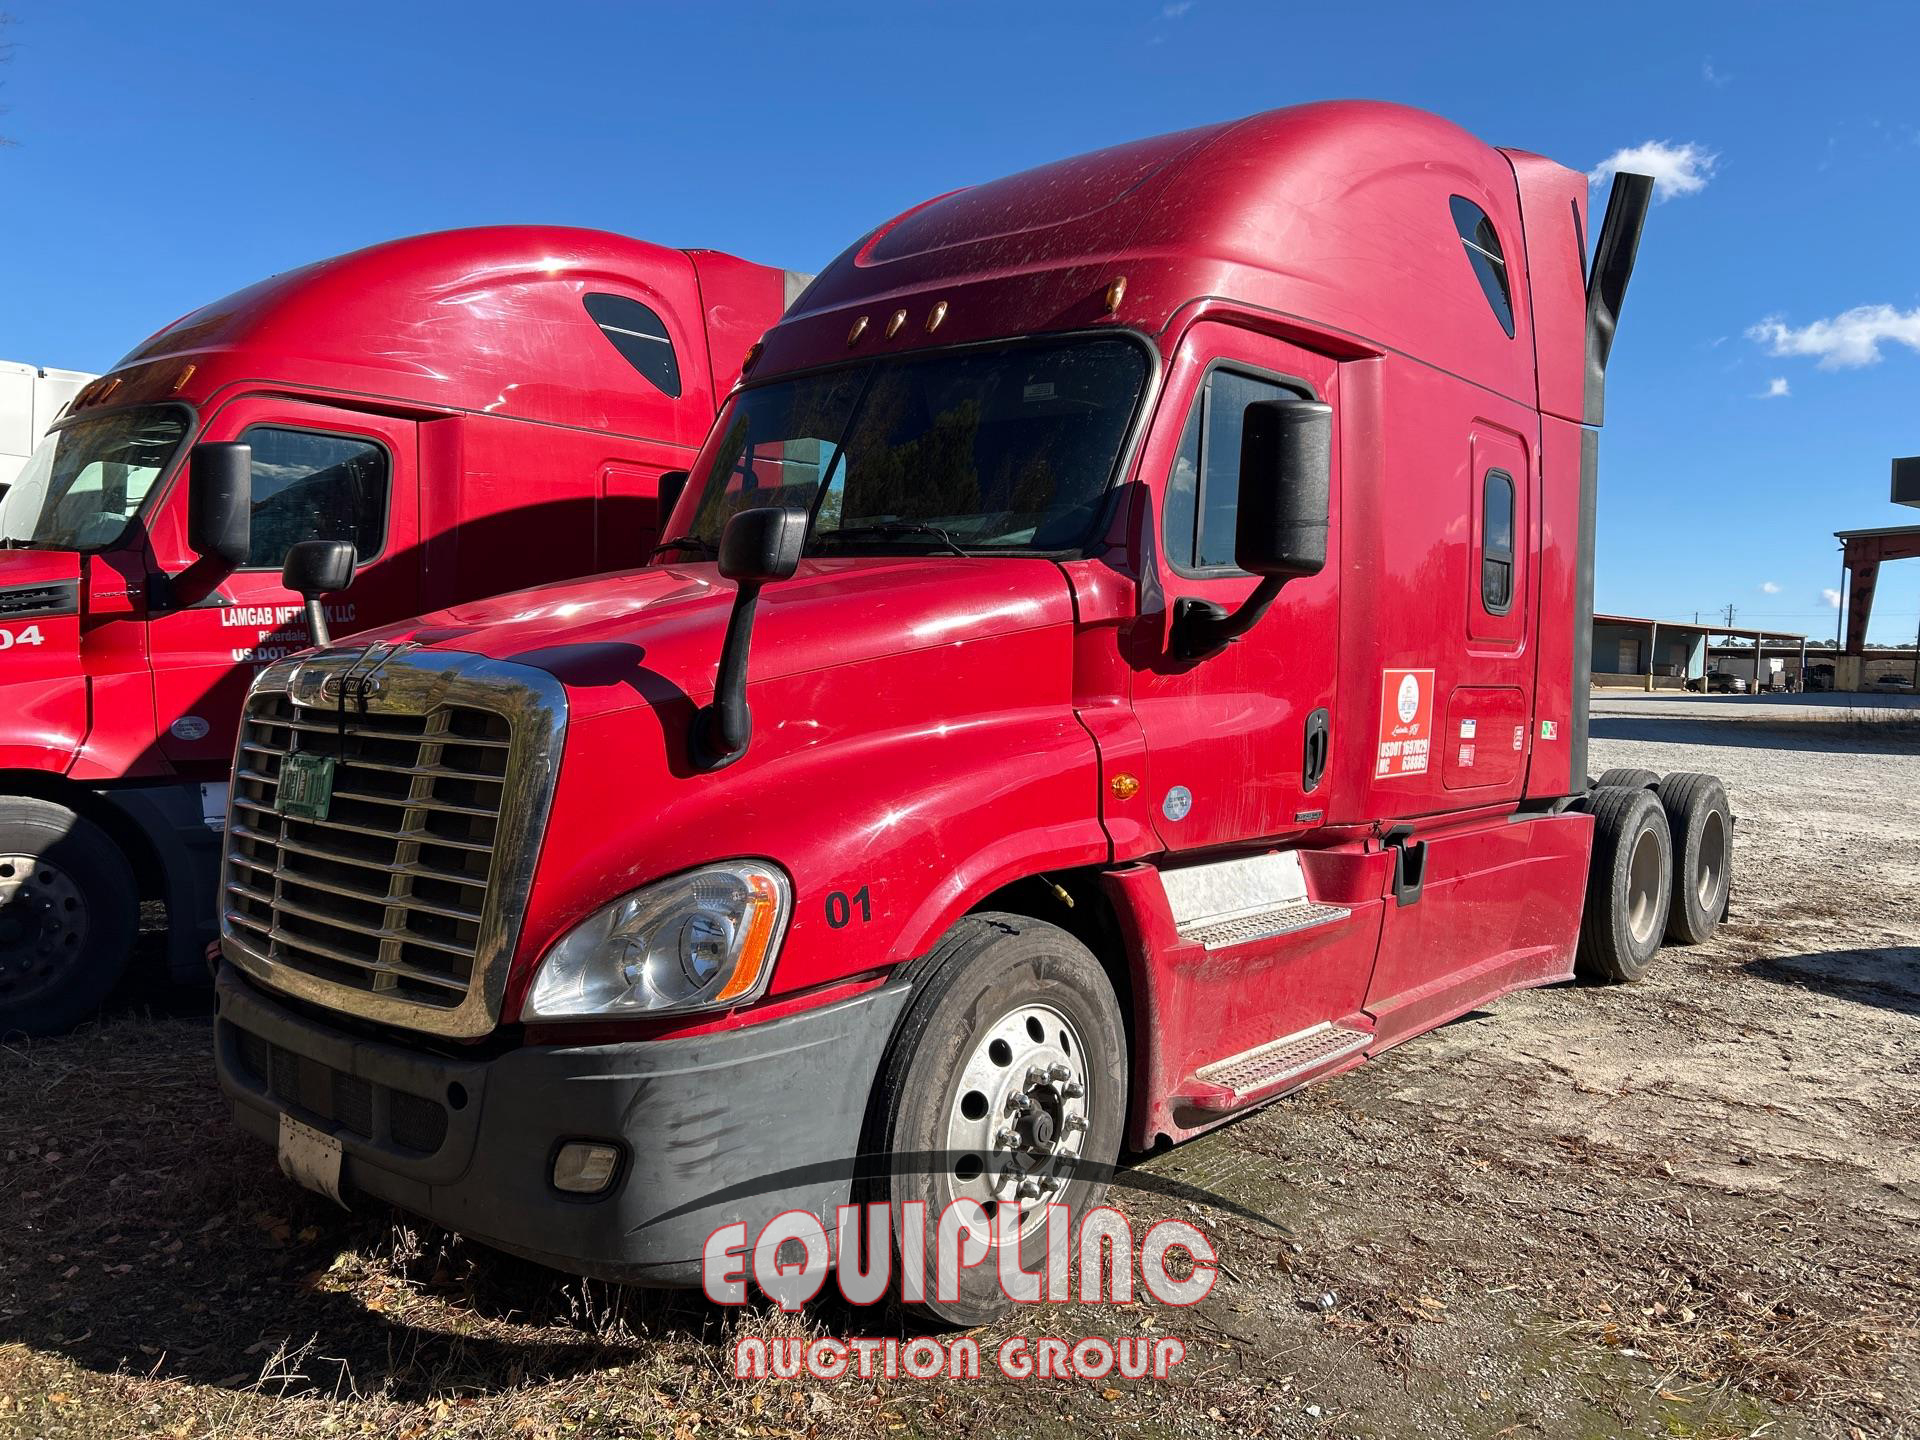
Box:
[350,557,1077,718]
[0,547,83,604]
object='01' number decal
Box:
[824,886,872,929]
[0,624,47,652]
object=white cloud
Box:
[1748,304,1920,370]
[1759,377,1790,398]
[1702,59,1731,87]
[1759,580,1782,594]
[1589,140,1716,202]
[1822,588,1843,609]
[1162,1,1194,15]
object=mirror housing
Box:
[695,507,808,769]
[656,469,690,531]
[1172,398,1332,659]
[1234,399,1332,579]
[187,442,253,568]
[282,539,357,650]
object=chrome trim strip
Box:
[218,645,567,1039]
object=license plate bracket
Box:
[277,749,337,821]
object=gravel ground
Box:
[2,699,1916,1439]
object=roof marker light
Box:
[885,309,907,339]
[1103,276,1128,315]
[172,363,197,393]
[925,301,948,334]
[740,341,764,375]
[847,315,869,347]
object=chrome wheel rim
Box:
[942,1001,1089,1244]
[1696,810,1728,913]
[1626,827,1664,947]
[0,854,88,1006]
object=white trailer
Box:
[0,361,96,493]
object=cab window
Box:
[584,293,682,398]
[1481,469,1515,613]
[1163,368,1302,573]
[240,426,390,570]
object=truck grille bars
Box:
[219,648,567,1038]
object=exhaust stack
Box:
[1583,171,1653,427]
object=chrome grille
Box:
[225,694,509,1006]
[219,647,567,1038]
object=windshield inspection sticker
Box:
[1376,669,1434,779]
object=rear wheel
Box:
[0,798,138,1036]
[868,912,1126,1326]
[1654,772,1732,944]
[1595,767,1658,791]
[1576,785,1672,984]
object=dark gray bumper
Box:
[213,964,910,1286]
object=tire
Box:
[1575,785,1672,984]
[1595,767,1659,791]
[1654,772,1732,945]
[0,798,139,1036]
[867,912,1127,1327]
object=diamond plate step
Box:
[1180,900,1352,951]
[1161,850,1352,951]
[1182,1022,1372,1113]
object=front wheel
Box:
[0,798,138,1036]
[868,912,1127,1326]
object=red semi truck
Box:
[211,102,1732,1323]
[0,228,799,1034]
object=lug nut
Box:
[1048,1063,1072,1081]
[993,1127,1017,1149]
[1026,1066,1049,1088]
[1062,1114,1088,1135]
[1017,1178,1041,1200]
[1039,1175,1061,1193]
[1006,1091,1034,1115]
[1062,1081,1084,1099]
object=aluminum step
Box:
[1183,1022,1372,1112]
[1160,851,1350,950]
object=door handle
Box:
[1303,707,1330,793]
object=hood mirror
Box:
[693,506,807,770]
[282,539,357,649]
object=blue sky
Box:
[4,1,1918,641]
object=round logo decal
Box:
[1396,673,1421,725]
[170,715,211,741]
[1162,786,1193,822]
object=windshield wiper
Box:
[814,522,973,558]
[651,536,717,559]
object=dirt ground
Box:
[3,694,1916,1439]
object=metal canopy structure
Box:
[1835,458,1920,656]
[1593,613,1810,690]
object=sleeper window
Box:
[1481,469,1514,613]
[584,293,683,398]
[1450,196,1515,338]
[1163,368,1300,573]
[241,426,389,570]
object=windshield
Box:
[673,337,1149,556]
[0,406,191,551]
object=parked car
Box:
[1707,673,1749,694]
[1875,672,1916,691]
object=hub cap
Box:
[943,1002,1090,1243]
[0,854,87,1006]
[1696,810,1728,912]
[1626,827,1664,947]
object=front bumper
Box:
[213,963,911,1286]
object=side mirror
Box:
[1234,399,1332,579]
[656,469,690,529]
[282,539,357,650]
[187,442,253,568]
[1171,398,1332,659]
[695,507,808,769]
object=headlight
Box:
[521,861,791,1020]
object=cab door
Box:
[1125,324,1341,851]
[146,397,420,772]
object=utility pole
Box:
[1723,602,1737,629]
